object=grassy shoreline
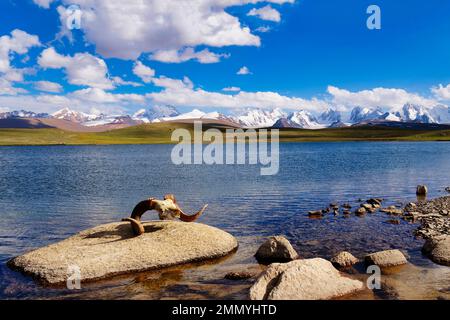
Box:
[1,123,450,146]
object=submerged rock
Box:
[365,249,408,267]
[355,207,367,216]
[225,271,257,280]
[8,221,238,284]
[249,258,364,300]
[422,235,450,266]
[330,251,359,268]
[254,236,299,263]
[416,185,428,196]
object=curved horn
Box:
[178,204,208,222]
[130,198,154,221]
[121,217,145,236]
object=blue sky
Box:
[1,0,450,116]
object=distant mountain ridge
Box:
[1,103,449,130]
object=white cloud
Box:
[222,86,241,92]
[33,0,55,9]
[112,76,142,87]
[327,86,440,111]
[38,47,114,90]
[55,0,294,60]
[0,29,41,95]
[255,26,271,33]
[248,5,281,22]
[150,47,229,64]
[237,66,251,75]
[147,76,328,111]
[432,84,450,101]
[34,80,63,93]
[0,78,27,96]
[132,61,155,83]
[69,87,146,104]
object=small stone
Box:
[387,219,400,225]
[330,251,359,268]
[355,207,367,216]
[367,198,382,206]
[342,203,352,209]
[225,271,256,280]
[416,185,428,196]
[365,249,408,267]
[361,203,373,210]
[308,210,323,217]
[254,236,299,263]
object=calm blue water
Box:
[1,142,450,299]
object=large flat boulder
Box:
[249,258,364,300]
[8,221,238,285]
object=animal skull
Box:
[122,194,208,236]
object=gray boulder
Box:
[249,258,364,300]
[422,235,450,266]
[330,251,359,268]
[365,249,407,267]
[255,236,299,262]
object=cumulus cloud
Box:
[0,29,41,95]
[38,47,114,89]
[248,5,281,22]
[132,61,155,83]
[150,47,229,64]
[33,0,55,9]
[237,66,251,75]
[69,87,146,104]
[327,85,440,111]
[432,84,450,101]
[147,76,328,111]
[55,0,294,60]
[222,87,241,92]
[34,80,63,93]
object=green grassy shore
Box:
[0,123,450,146]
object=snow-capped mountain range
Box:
[1,103,449,129]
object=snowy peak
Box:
[401,103,435,123]
[0,109,50,119]
[234,108,287,128]
[319,108,341,124]
[52,107,101,123]
[287,110,321,128]
[132,106,180,123]
[350,106,384,123]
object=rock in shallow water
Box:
[8,221,238,285]
[365,249,407,267]
[249,258,364,300]
[330,251,359,268]
[422,235,450,266]
[254,236,299,263]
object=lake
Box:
[1,142,450,299]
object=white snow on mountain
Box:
[132,105,180,123]
[287,110,322,128]
[0,109,50,119]
[52,107,102,123]
[349,106,385,123]
[233,108,286,128]
[401,103,436,123]
[318,108,341,125]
